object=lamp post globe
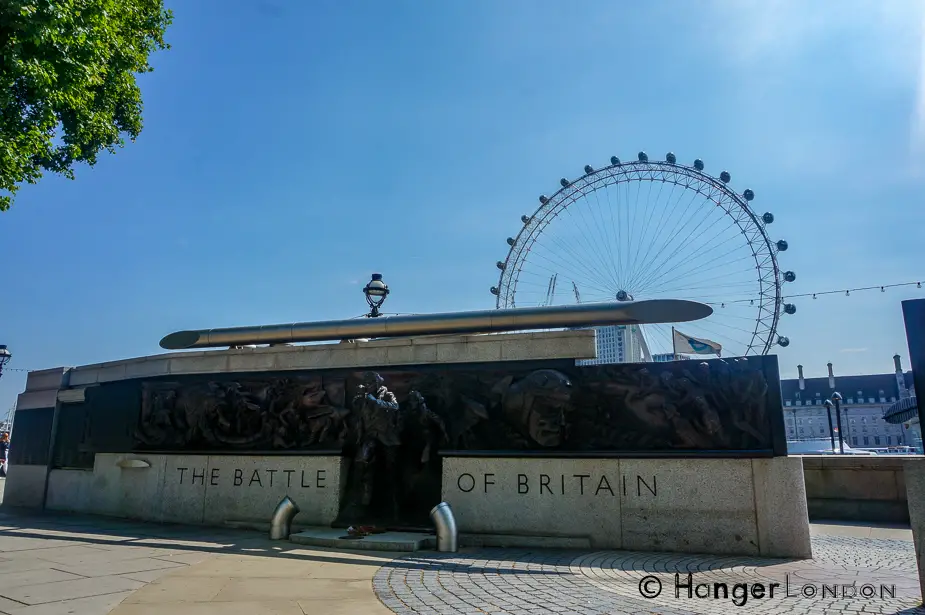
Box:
[363,273,390,318]
[0,345,10,380]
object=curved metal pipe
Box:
[430,502,458,553]
[160,299,712,350]
[269,496,300,540]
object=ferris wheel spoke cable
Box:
[634,201,731,292]
[626,175,651,283]
[585,190,619,286]
[564,197,619,289]
[630,197,712,291]
[551,209,620,290]
[634,238,750,297]
[641,234,755,295]
[692,322,751,348]
[644,267,754,298]
[628,180,684,288]
[594,190,622,287]
[642,253,757,296]
[602,178,624,282]
[528,240,617,296]
[637,185,704,280]
[628,180,659,278]
[519,256,615,298]
[529,227,615,290]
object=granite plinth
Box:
[45,453,346,527]
[904,458,925,602]
[442,456,812,558]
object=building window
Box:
[852,437,858,446]
[848,398,854,404]
[869,398,875,404]
[874,436,881,445]
[891,397,896,402]
[863,436,870,446]
[785,401,792,407]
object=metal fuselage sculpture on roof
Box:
[159,299,713,350]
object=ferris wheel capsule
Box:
[490,287,499,295]
[776,240,789,251]
[584,165,594,174]
[784,303,796,315]
[638,152,648,162]
[720,171,731,183]
[784,271,796,283]
[506,237,515,246]
[610,156,621,165]
[762,212,775,224]
[743,189,755,201]
[666,152,676,164]
[693,159,704,170]
[778,336,790,347]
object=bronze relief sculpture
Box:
[132,357,777,525]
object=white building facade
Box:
[576,325,650,365]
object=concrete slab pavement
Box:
[0,507,398,615]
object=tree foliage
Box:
[0,0,172,210]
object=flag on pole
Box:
[672,328,722,356]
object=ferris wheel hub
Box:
[616,290,634,302]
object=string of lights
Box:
[708,279,924,307]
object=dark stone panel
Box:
[84,381,139,453]
[9,407,54,466]
[52,404,93,469]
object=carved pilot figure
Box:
[499,369,573,447]
[351,372,401,519]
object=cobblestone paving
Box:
[372,536,925,615]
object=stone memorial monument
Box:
[3,293,811,558]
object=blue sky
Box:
[2,0,925,412]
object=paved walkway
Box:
[0,502,921,614]
[0,509,396,614]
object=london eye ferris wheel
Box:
[490,152,795,359]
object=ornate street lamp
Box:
[831,392,845,454]
[363,273,389,318]
[0,345,10,381]
[823,399,836,452]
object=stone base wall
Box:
[442,456,812,558]
[801,456,912,523]
[903,459,925,601]
[45,453,346,527]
